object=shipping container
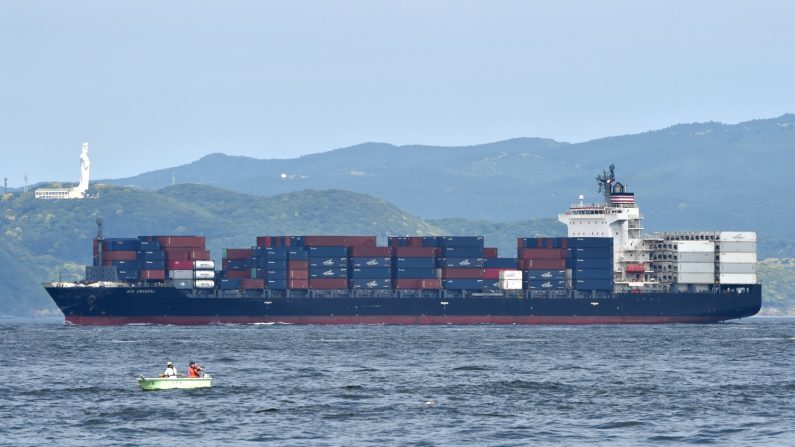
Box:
[168,270,193,280]
[288,279,309,289]
[499,270,523,280]
[394,279,442,289]
[266,279,287,289]
[194,270,215,279]
[220,279,241,290]
[350,278,392,290]
[571,269,613,280]
[195,280,214,289]
[288,269,308,280]
[349,268,391,279]
[676,240,715,253]
[309,278,348,289]
[140,259,166,270]
[394,257,436,269]
[287,249,308,260]
[437,257,485,268]
[223,259,252,270]
[498,279,523,290]
[309,267,348,278]
[116,270,139,281]
[518,248,566,259]
[483,247,498,258]
[524,279,566,290]
[157,236,206,249]
[394,246,437,257]
[520,259,567,270]
[677,263,715,274]
[566,247,612,259]
[223,270,251,280]
[140,270,166,281]
[567,258,613,269]
[103,251,138,261]
[392,268,437,279]
[437,236,484,247]
[719,231,756,242]
[349,246,391,257]
[569,237,613,248]
[350,257,392,268]
[288,260,309,270]
[255,247,289,260]
[677,273,715,284]
[718,252,756,264]
[523,270,565,280]
[443,279,485,290]
[442,268,485,279]
[677,252,714,263]
[307,246,349,257]
[111,260,139,268]
[170,279,193,289]
[168,260,194,270]
[138,240,160,250]
[309,257,348,268]
[718,263,757,274]
[573,279,613,290]
[137,250,165,261]
[718,273,757,284]
[193,260,215,270]
[718,241,757,253]
[303,236,347,247]
[224,248,253,260]
[241,278,265,290]
[440,246,484,258]
[484,258,517,268]
[483,268,502,279]
[265,270,287,279]
[104,238,140,251]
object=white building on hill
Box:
[35,143,91,199]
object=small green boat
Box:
[137,375,213,391]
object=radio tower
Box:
[23,175,28,193]
[3,177,6,194]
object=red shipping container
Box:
[168,260,194,270]
[442,268,485,279]
[163,249,189,261]
[304,236,347,246]
[349,246,392,257]
[520,259,566,270]
[518,248,566,259]
[288,260,309,270]
[190,250,211,261]
[241,278,265,289]
[225,248,253,260]
[394,247,437,257]
[309,278,348,289]
[103,251,138,261]
[224,270,251,279]
[256,237,272,248]
[288,279,309,289]
[483,247,498,259]
[157,236,206,249]
[394,279,442,289]
[140,269,165,280]
[288,270,308,280]
[344,236,377,247]
[483,268,502,279]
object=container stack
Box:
[157,236,210,285]
[389,238,441,289]
[434,236,486,291]
[95,238,141,281]
[349,245,392,290]
[308,245,349,289]
[517,238,568,290]
[676,240,715,285]
[717,232,757,285]
[253,247,290,290]
[287,248,309,290]
[568,237,614,290]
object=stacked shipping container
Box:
[717,232,757,285]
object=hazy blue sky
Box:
[2,1,793,185]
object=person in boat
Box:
[160,361,178,378]
[187,361,204,378]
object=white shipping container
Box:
[194,270,215,279]
[169,269,193,280]
[194,260,215,270]
[718,241,757,253]
[719,263,757,274]
[677,262,715,274]
[499,279,523,290]
[718,252,756,263]
[719,273,756,284]
[194,280,215,289]
[677,273,715,284]
[170,279,193,289]
[499,270,523,280]
[719,231,757,242]
[678,252,714,263]
[676,241,715,253]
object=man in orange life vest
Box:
[187,361,204,378]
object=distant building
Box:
[35,143,91,199]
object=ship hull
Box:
[45,286,762,325]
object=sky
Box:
[1,0,794,185]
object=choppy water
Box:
[1,318,794,446]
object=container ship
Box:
[44,166,761,325]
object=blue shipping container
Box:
[309,257,348,268]
[437,257,485,268]
[349,268,391,279]
[225,259,253,270]
[568,237,613,248]
[266,279,288,289]
[140,259,165,269]
[525,280,567,290]
[443,279,485,290]
[572,269,613,280]
[394,257,436,268]
[568,257,613,269]
[112,260,139,268]
[287,249,308,260]
[220,279,241,290]
[420,236,441,247]
[137,250,165,261]
[567,247,613,259]
[138,240,160,250]
[574,279,613,290]
[309,267,348,278]
[350,257,392,268]
[307,246,349,257]
[393,268,437,279]
[440,246,484,257]
[104,238,140,251]
[265,269,288,279]
[524,270,566,280]
[437,236,485,248]
[484,258,518,268]
[350,278,392,290]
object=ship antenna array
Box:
[96,218,104,240]
[596,164,616,204]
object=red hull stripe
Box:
[65,315,727,326]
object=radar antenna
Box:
[96,217,104,240]
[596,164,615,203]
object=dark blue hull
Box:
[45,285,762,325]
